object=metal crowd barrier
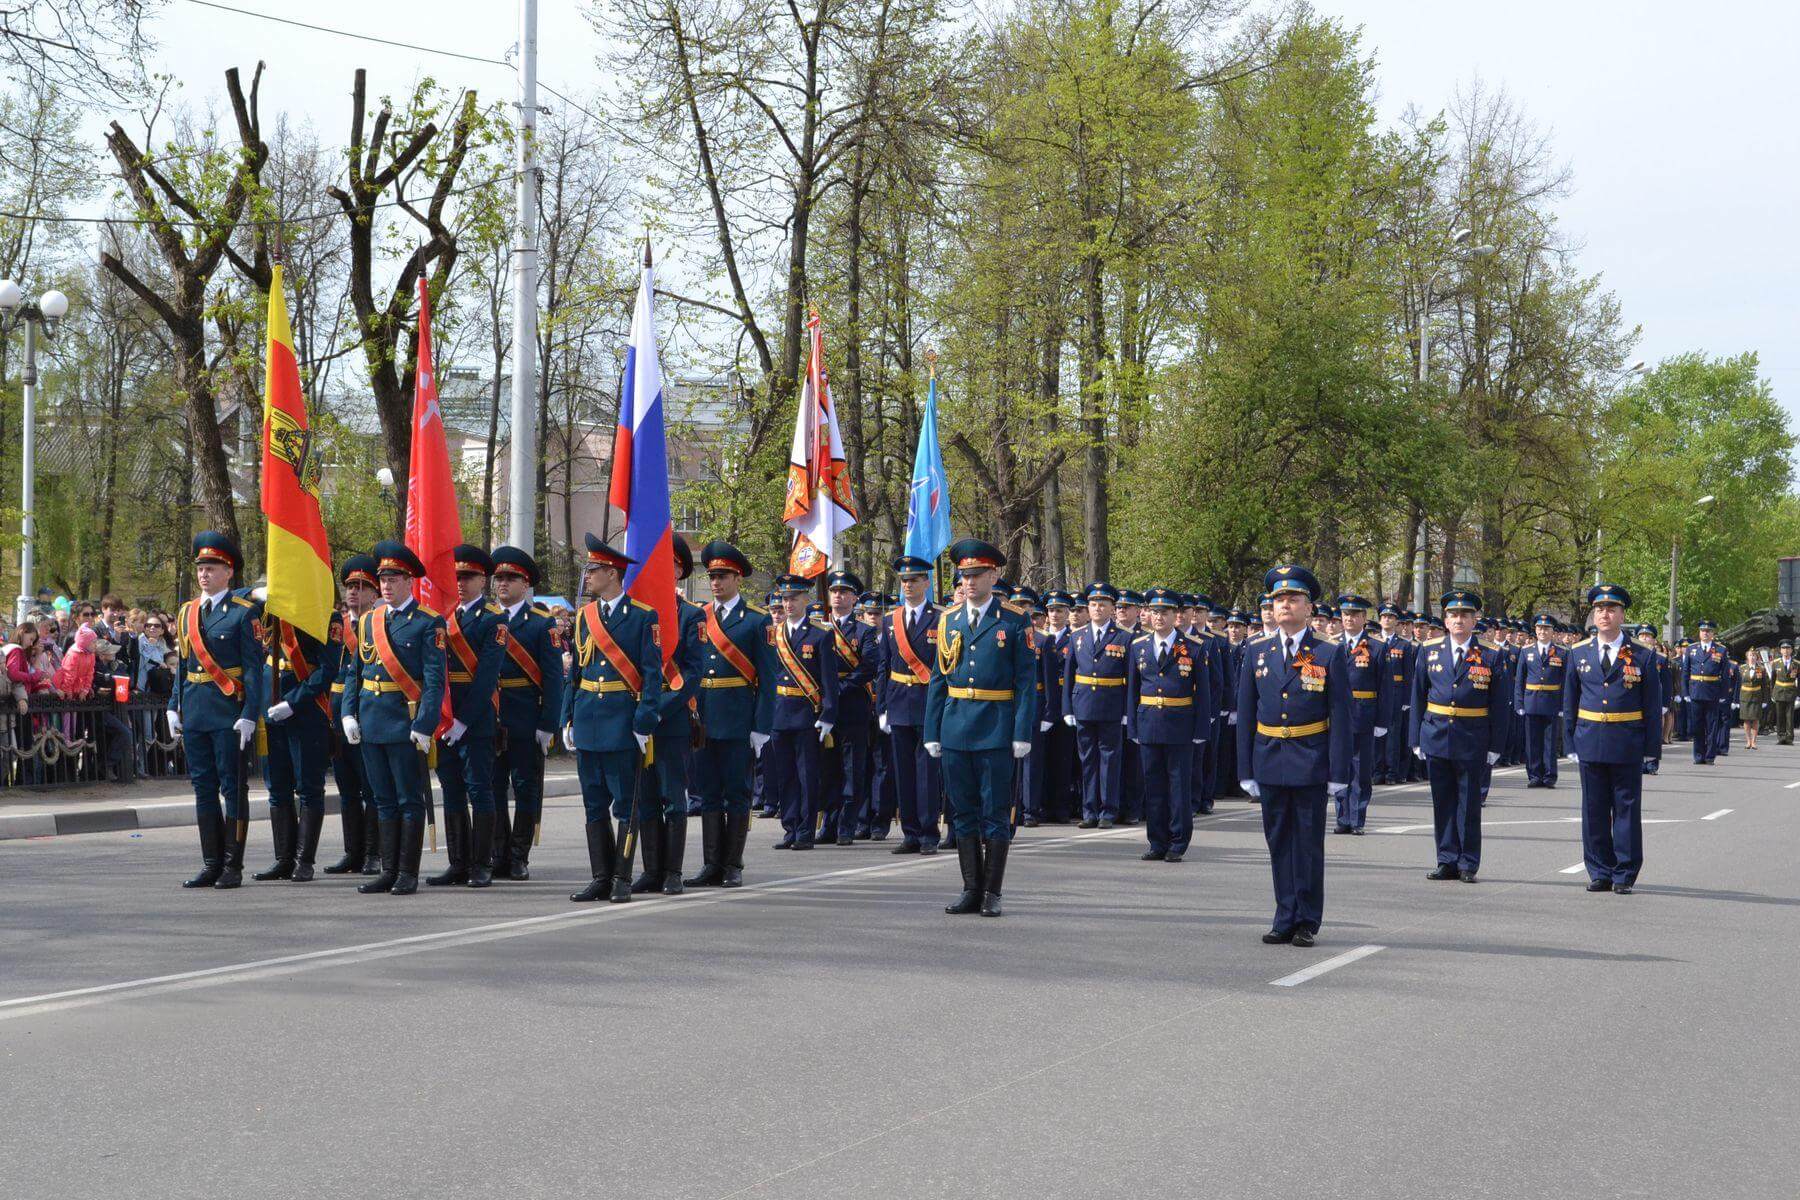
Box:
[3,695,186,788]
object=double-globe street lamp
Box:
[0,280,71,625]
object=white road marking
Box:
[1269,944,1385,987]
[1376,817,1580,834]
[1559,863,1589,874]
[1785,781,1800,790]
[1702,808,1733,820]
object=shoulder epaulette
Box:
[417,605,439,619]
[744,600,767,615]
[1573,637,1592,648]
[530,604,552,618]
[809,616,831,630]
[631,598,655,614]
[1131,632,1153,644]
[1002,600,1028,617]
[1422,636,1445,646]
[484,602,504,615]
[231,595,254,608]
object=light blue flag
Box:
[903,366,952,561]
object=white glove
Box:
[1063,714,1076,726]
[1120,714,1128,725]
[879,714,891,734]
[443,718,467,745]
[924,741,943,758]
[250,585,269,602]
[167,709,183,738]
[266,701,294,724]
[410,730,432,753]
[1228,712,1238,725]
[1374,726,1387,738]
[563,724,576,751]
[634,732,650,754]
[1242,780,1261,799]
[234,718,256,749]
[1414,745,1426,760]
[341,716,361,744]
[1192,736,1205,744]
[816,720,833,743]
[535,729,554,751]
[749,731,769,756]
[1039,720,1051,733]
[1011,740,1031,759]
[1402,704,1411,712]
[1329,782,1349,798]
[1486,751,1500,765]
[1568,753,1579,765]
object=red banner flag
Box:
[405,277,461,732]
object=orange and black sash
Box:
[580,601,644,697]
[370,604,422,704]
[278,621,331,717]
[704,602,758,685]
[501,621,544,688]
[774,621,821,709]
[183,598,241,697]
[445,606,501,714]
[891,608,931,685]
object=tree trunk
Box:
[1079,251,1109,580]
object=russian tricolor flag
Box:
[608,246,681,678]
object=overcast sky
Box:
[119,0,1799,418]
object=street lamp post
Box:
[0,280,70,626]
[1666,493,1716,644]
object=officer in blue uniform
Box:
[325,555,381,875]
[563,534,662,903]
[1409,589,1507,882]
[820,568,880,846]
[1217,607,1252,798]
[1064,582,1132,828]
[170,532,265,889]
[254,586,336,883]
[1035,589,1079,823]
[341,541,446,896]
[1565,583,1663,893]
[1127,586,1209,862]
[1515,614,1569,788]
[1332,594,1389,834]
[767,574,839,850]
[488,546,565,881]
[1680,621,1731,764]
[633,535,703,894]
[1715,648,1740,759]
[682,540,775,888]
[1374,602,1415,785]
[878,555,942,854]
[1182,593,1230,816]
[425,544,506,888]
[925,538,1038,917]
[1235,564,1352,946]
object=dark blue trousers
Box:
[265,711,328,813]
[767,728,822,846]
[1337,725,1376,829]
[1075,720,1124,820]
[696,737,753,817]
[1712,703,1732,757]
[1195,728,1217,814]
[1120,735,1143,821]
[820,728,868,842]
[1260,783,1326,935]
[493,732,545,839]
[436,734,494,820]
[361,739,424,820]
[890,725,940,848]
[186,727,246,823]
[1578,759,1644,885]
[1690,701,1718,762]
[571,748,635,823]
[1139,741,1193,855]
[862,732,894,834]
[643,734,688,821]
[1426,754,1483,871]
[1523,714,1559,784]
[942,747,1014,842]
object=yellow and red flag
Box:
[783,310,858,577]
[259,263,335,642]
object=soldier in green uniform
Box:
[1771,640,1797,745]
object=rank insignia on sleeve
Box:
[434,629,446,649]
[496,625,509,645]
[550,627,563,650]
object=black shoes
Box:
[891,840,921,855]
[1349,827,1365,836]
[1262,928,1294,944]
[1585,879,1612,892]
[358,819,400,894]
[919,843,939,856]
[427,807,471,887]
[630,816,665,894]
[324,795,364,873]
[610,819,634,903]
[1078,819,1098,829]
[1614,883,1634,895]
[1097,818,1115,830]
[1426,863,1459,881]
[467,814,494,888]
[254,805,298,881]
[685,811,726,887]
[662,813,688,894]
[360,806,382,874]
[389,814,425,895]
[1165,853,1184,863]
[293,806,323,882]
[980,839,1008,917]
[1141,849,1166,861]
[1332,824,1352,835]
[213,818,247,889]
[721,811,749,888]
[571,820,616,902]
[183,813,226,889]
[1292,930,1316,948]
[1459,869,1477,883]
[945,840,985,915]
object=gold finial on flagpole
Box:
[925,348,937,381]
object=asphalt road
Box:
[3,742,1796,1198]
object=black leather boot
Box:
[721,811,749,888]
[683,810,725,888]
[945,837,985,914]
[214,817,248,889]
[358,819,400,893]
[630,814,664,894]
[570,819,617,902]
[391,813,425,895]
[610,818,635,903]
[980,839,1009,917]
[467,813,494,888]
[490,800,513,876]
[324,791,363,873]
[662,813,687,894]
[508,808,534,881]
[183,812,225,889]
[253,805,298,881]
[427,807,470,886]
[360,806,382,874]
[292,806,324,882]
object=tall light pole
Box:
[1412,229,1496,609]
[506,0,541,552]
[1667,493,1716,644]
[0,280,70,625]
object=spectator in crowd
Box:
[134,612,177,759]
[12,620,56,696]
[96,594,138,685]
[32,615,61,679]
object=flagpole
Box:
[506,0,541,553]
